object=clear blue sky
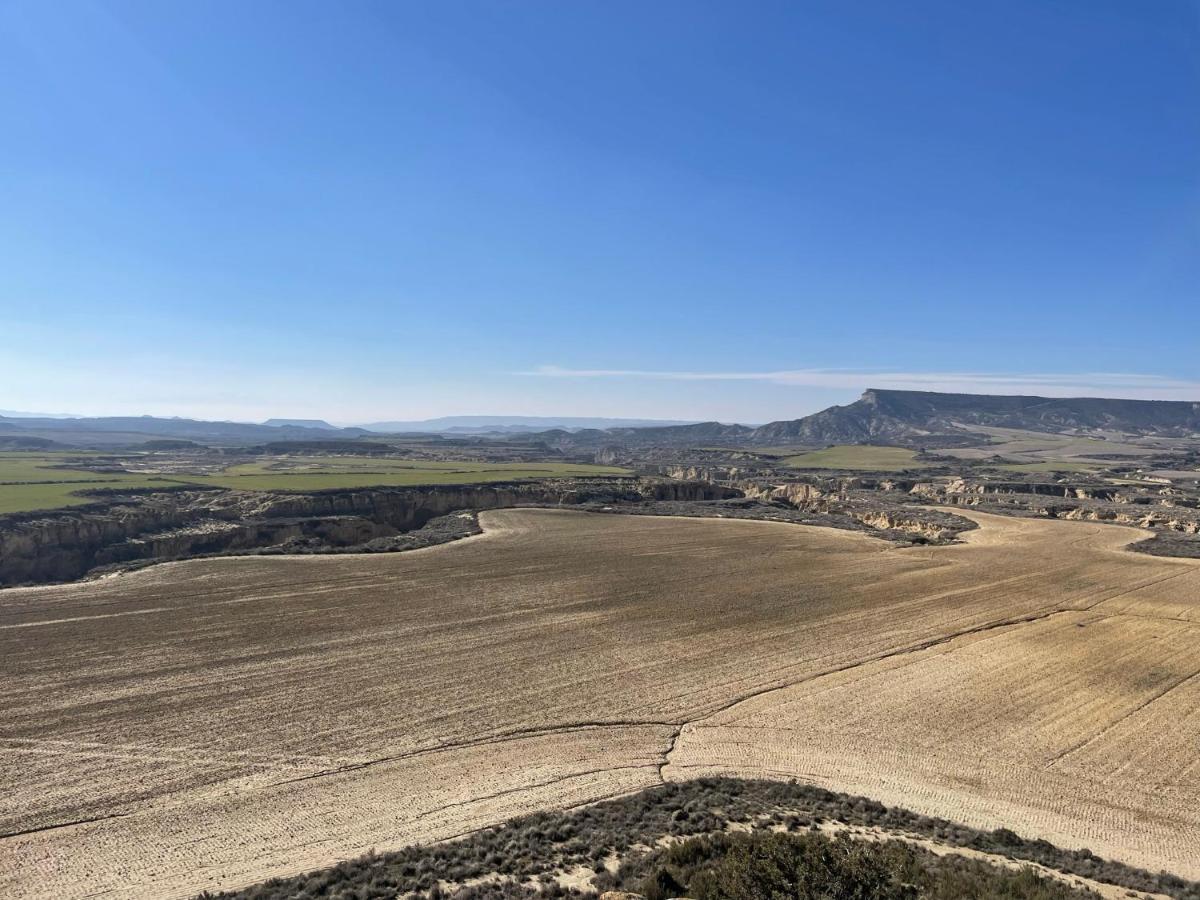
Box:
[2,0,1197,423]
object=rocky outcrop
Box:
[659,464,749,482]
[658,450,1200,556]
[739,481,831,507]
[594,446,625,466]
[660,468,973,542]
[849,509,960,541]
[1057,506,1200,533]
[909,479,1122,502]
[907,481,1200,538]
[0,478,737,586]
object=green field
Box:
[0,453,126,484]
[181,458,629,491]
[0,453,631,514]
[782,445,930,471]
[0,479,186,515]
[218,458,607,475]
[0,454,187,514]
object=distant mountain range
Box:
[262,418,340,430]
[517,420,756,448]
[0,415,369,446]
[0,409,81,419]
[0,413,700,446]
[3,390,1197,449]
[519,389,1200,448]
[358,416,701,434]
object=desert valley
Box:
[5,4,1197,896]
[3,391,1200,898]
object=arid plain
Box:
[3,509,1199,899]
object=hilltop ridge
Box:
[752,389,1200,444]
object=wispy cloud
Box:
[520,366,1200,400]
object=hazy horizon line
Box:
[5,367,1200,427]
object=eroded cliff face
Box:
[907,480,1200,535]
[1058,506,1200,533]
[0,478,735,586]
[909,479,1123,502]
[740,481,831,507]
[847,509,961,541]
[701,477,970,542]
[655,465,978,543]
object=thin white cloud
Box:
[520,366,1200,401]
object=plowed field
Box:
[2,509,1198,898]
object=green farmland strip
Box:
[0,452,630,514]
[782,445,930,471]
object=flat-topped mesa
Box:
[751,388,1200,445]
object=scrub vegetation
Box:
[211,779,1196,900]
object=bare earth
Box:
[2,509,1199,898]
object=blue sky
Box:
[2,1,1197,424]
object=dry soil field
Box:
[2,509,1199,898]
